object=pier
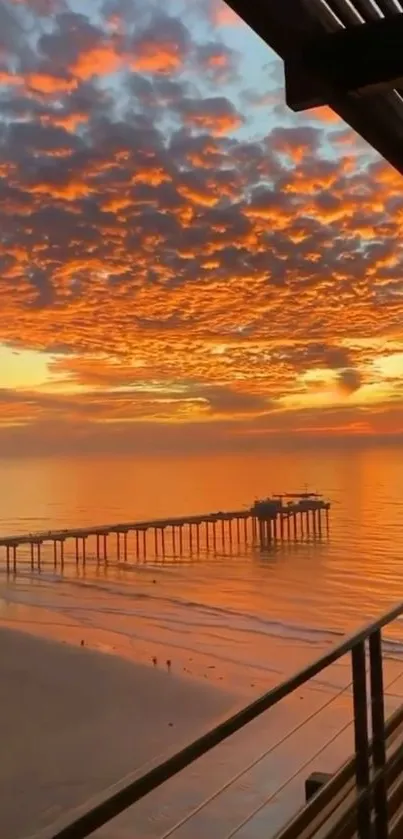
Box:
[0,493,330,574]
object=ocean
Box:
[1,446,403,838]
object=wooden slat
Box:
[350,0,381,21]
[275,702,403,839]
[322,0,362,25]
[286,13,403,105]
[376,0,403,14]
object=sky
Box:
[0,0,403,457]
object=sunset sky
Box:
[0,0,403,456]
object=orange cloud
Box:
[129,43,184,74]
[210,1,242,26]
[71,45,122,80]
[185,111,242,135]
[311,106,343,124]
[0,0,401,454]
[26,73,78,94]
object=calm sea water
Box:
[1,446,403,623]
[2,447,403,838]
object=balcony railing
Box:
[35,601,403,839]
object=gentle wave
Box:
[1,572,348,648]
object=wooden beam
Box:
[286,13,403,111]
[222,0,323,56]
[223,1,403,175]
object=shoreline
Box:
[0,594,289,698]
[0,626,237,839]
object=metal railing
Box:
[35,601,403,839]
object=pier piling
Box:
[0,492,330,573]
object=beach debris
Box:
[168,722,173,727]
[166,659,171,671]
[152,656,157,666]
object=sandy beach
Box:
[2,558,403,839]
[4,626,403,839]
[0,628,236,839]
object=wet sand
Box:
[0,628,236,839]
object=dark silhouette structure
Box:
[226,0,403,175]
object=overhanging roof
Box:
[225,0,403,175]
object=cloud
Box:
[337,368,362,395]
[0,0,401,453]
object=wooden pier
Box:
[0,493,330,574]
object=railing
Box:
[35,602,403,839]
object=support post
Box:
[351,642,371,839]
[369,630,388,839]
[267,519,272,545]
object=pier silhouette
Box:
[0,493,330,574]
